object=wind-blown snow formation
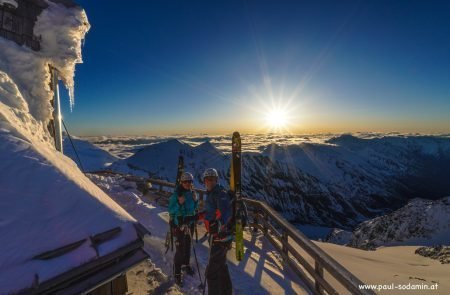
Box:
[34,0,90,110]
[0,0,89,122]
[0,2,140,294]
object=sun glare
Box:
[266,109,288,129]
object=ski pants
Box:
[206,240,232,295]
[174,223,194,276]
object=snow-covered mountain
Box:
[110,139,230,181]
[346,197,450,249]
[63,135,118,172]
[106,135,450,229]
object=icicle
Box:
[68,86,75,112]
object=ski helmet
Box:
[180,172,194,182]
[203,168,219,179]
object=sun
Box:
[265,109,288,129]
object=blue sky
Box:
[61,0,450,135]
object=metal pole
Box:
[189,227,204,289]
[52,67,63,153]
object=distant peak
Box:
[197,140,214,148]
[261,142,281,155]
[131,138,189,156]
[195,140,221,154]
[164,138,185,146]
[326,134,365,146]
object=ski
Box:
[166,154,184,254]
[175,154,184,186]
[231,131,244,261]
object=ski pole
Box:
[165,230,170,254]
[195,222,198,243]
[202,234,213,295]
[170,224,174,252]
[189,227,204,289]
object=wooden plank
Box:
[112,274,128,295]
[315,260,325,295]
[285,256,318,295]
[264,233,321,295]
[285,242,337,295]
[266,219,282,240]
[282,231,289,260]
[252,200,374,295]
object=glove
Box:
[197,210,206,221]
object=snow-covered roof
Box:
[0,2,148,293]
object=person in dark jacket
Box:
[168,172,198,286]
[203,168,233,295]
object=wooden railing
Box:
[142,177,375,295]
[92,171,374,295]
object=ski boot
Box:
[174,274,183,287]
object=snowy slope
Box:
[316,242,450,294]
[0,2,142,293]
[89,173,450,295]
[89,173,311,295]
[63,135,118,172]
[0,100,139,293]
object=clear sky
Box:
[61,0,450,136]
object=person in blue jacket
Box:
[168,172,198,286]
[203,168,233,295]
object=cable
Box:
[62,119,85,173]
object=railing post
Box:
[315,260,324,294]
[281,231,289,261]
[159,184,163,192]
[252,209,259,233]
[263,211,268,235]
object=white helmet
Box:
[203,168,219,179]
[0,0,19,9]
[180,172,194,182]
